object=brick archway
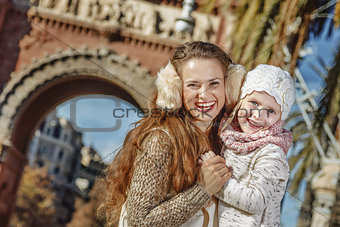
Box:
[0,48,154,226]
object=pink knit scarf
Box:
[220,120,293,155]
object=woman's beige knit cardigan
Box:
[124,129,211,226]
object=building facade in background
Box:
[29,111,82,223]
[28,110,106,224]
[76,146,107,201]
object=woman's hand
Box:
[198,152,231,195]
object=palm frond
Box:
[252,0,281,65]
[233,0,263,63]
[335,1,340,27]
[315,47,340,131]
[198,0,218,14]
[289,139,315,195]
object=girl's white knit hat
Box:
[240,64,295,120]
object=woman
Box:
[101,41,245,226]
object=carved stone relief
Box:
[32,0,220,42]
[20,26,53,50]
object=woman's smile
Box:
[195,101,216,112]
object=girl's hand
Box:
[198,151,216,165]
[198,155,231,195]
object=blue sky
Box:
[298,20,340,92]
[56,95,142,164]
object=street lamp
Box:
[175,0,196,34]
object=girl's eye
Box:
[250,101,258,106]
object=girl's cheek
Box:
[238,109,248,118]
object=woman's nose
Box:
[198,84,210,99]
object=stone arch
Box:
[0,47,154,146]
[0,48,155,225]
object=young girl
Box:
[201,64,295,226]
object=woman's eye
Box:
[209,81,220,87]
[250,101,258,106]
[188,84,199,88]
[268,109,275,114]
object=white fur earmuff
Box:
[155,61,182,110]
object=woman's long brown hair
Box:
[100,41,233,225]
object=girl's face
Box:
[237,91,281,134]
[181,58,226,128]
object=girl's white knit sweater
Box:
[216,143,289,226]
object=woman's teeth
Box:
[196,101,215,111]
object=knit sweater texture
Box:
[124,129,211,227]
[216,143,289,226]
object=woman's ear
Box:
[225,64,247,110]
